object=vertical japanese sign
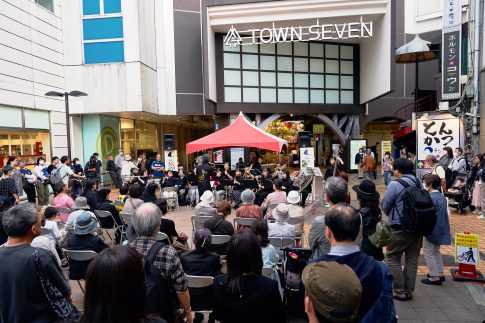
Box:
[381,141,392,161]
[442,0,461,100]
[416,114,463,169]
[164,150,178,171]
[300,147,315,169]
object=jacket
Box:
[362,155,376,172]
[381,174,418,226]
[426,191,451,245]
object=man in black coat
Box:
[196,155,215,197]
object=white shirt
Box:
[121,161,138,177]
[31,235,61,266]
[43,219,62,241]
[268,222,295,238]
[58,164,73,185]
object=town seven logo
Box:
[223,25,242,48]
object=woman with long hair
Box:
[81,246,165,323]
[213,230,285,323]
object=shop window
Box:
[310,43,324,57]
[260,43,275,55]
[261,89,277,103]
[224,70,241,86]
[224,87,241,102]
[340,46,354,59]
[0,131,51,166]
[294,74,308,88]
[260,72,276,87]
[120,118,135,157]
[325,44,339,58]
[243,88,259,103]
[277,43,292,55]
[295,89,309,103]
[242,55,258,69]
[277,73,293,87]
[243,71,259,86]
[277,57,292,71]
[310,90,325,104]
[294,58,308,72]
[341,91,354,104]
[135,121,158,153]
[224,53,240,69]
[278,89,293,103]
[242,44,258,53]
[341,76,354,90]
[325,75,339,89]
[24,110,50,129]
[340,61,353,74]
[310,75,324,88]
[260,56,276,70]
[325,60,339,73]
[0,107,22,128]
[326,90,339,104]
[294,42,308,56]
[310,59,324,73]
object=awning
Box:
[186,112,288,154]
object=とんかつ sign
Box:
[416,115,463,169]
[223,17,373,47]
[455,233,480,265]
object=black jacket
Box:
[204,216,234,255]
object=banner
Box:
[300,147,315,169]
[312,124,325,134]
[442,0,461,100]
[164,150,178,171]
[349,139,367,171]
[416,114,463,169]
[381,141,392,161]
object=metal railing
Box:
[393,93,437,129]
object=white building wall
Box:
[0,0,68,156]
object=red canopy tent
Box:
[186,112,288,154]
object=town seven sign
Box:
[223,17,373,47]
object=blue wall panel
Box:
[82,0,100,15]
[83,17,123,40]
[104,0,121,13]
[84,41,124,64]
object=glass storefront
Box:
[0,131,51,167]
[135,120,158,154]
[120,118,135,156]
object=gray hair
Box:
[426,154,438,164]
[2,203,38,237]
[132,203,161,237]
[324,177,348,205]
[241,189,255,204]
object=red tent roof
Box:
[186,112,287,154]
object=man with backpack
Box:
[131,203,192,323]
[382,158,436,301]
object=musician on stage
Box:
[173,164,189,206]
[251,156,263,174]
[243,163,255,180]
[272,162,285,179]
[231,168,245,207]
[236,157,245,170]
[281,170,294,194]
[255,167,274,206]
[196,154,215,197]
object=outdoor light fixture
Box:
[45,90,88,159]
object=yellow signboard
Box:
[313,124,325,134]
[368,124,399,132]
[455,233,480,264]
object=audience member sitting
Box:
[213,230,286,323]
[194,190,217,216]
[268,203,295,238]
[62,212,108,280]
[251,219,279,268]
[82,179,101,212]
[65,196,93,232]
[116,184,130,212]
[42,206,62,241]
[352,180,383,261]
[131,203,192,323]
[96,188,124,244]
[181,228,222,323]
[155,198,189,253]
[0,203,74,323]
[310,204,395,321]
[53,183,74,223]
[262,178,287,218]
[235,189,263,223]
[308,177,347,260]
[302,261,362,323]
[204,200,235,255]
[124,183,144,214]
[80,245,167,323]
[141,182,159,204]
[287,190,304,236]
[32,214,62,266]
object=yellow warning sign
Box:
[455,234,480,264]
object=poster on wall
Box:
[213,150,223,164]
[416,114,463,169]
[349,139,367,171]
[381,141,392,162]
[300,147,315,169]
[164,150,178,171]
[230,148,245,169]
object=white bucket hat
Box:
[200,190,214,204]
[273,203,290,223]
[287,191,300,204]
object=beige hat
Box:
[273,203,289,222]
[302,261,362,322]
[200,190,214,204]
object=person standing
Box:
[19,160,37,203]
[421,174,451,285]
[362,151,376,181]
[355,147,365,179]
[427,155,447,193]
[381,158,422,301]
[196,154,214,197]
[7,157,23,199]
[0,166,19,207]
[106,155,120,189]
[382,152,394,187]
[151,154,165,179]
[439,147,453,168]
[59,156,85,188]
[85,155,98,180]
[449,147,467,173]
[34,156,50,206]
[93,152,102,183]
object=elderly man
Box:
[236,189,263,220]
[0,203,74,322]
[308,177,348,260]
[131,203,193,323]
[427,154,446,192]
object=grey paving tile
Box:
[396,305,421,320]
[412,295,437,307]
[440,306,485,322]
[433,296,472,309]
[414,307,450,321]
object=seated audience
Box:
[124,183,144,214]
[96,188,124,244]
[82,179,101,212]
[65,196,94,232]
[131,203,192,323]
[352,180,384,261]
[181,228,221,323]
[262,178,287,218]
[268,203,295,238]
[0,203,74,323]
[53,183,74,223]
[236,189,263,221]
[213,230,286,323]
[302,261,363,323]
[80,245,166,323]
[155,198,189,254]
[287,190,304,236]
[62,212,108,280]
[116,184,130,212]
[308,177,347,260]
[32,215,62,267]
[194,190,217,216]
[204,200,235,255]
[141,182,159,204]
[310,204,395,321]
[252,219,279,268]
[42,206,62,241]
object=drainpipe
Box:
[471,0,482,135]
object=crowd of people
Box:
[0,145,458,323]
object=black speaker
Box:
[298,131,311,147]
[163,134,175,151]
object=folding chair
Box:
[268,237,296,250]
[191,215,213,232]
[114,200,125,208]
[186,275,215,318]
[233,217,257,229]
[287,216,306,247]
[156,231,172,245]
[211,235,231,246]
[63,249,98,293]
[162,186,179,212]
[94,210,122,244]
[119,212,133,243]
[261,267,274,279]
[57,207,72,215]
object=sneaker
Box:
[478,215,485,220]
[421,278,442,285]
[393,293,412,301]
[427,274,445,282]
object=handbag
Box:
[31,248,81,321]
[369,220,392,248]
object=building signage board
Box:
[416,114,463,169]
[381,141,392,161]
[455,233,480,265]
[224,17,373,47]
[349,139,367,171]
[442,0,461,100]
[312,124,325,134]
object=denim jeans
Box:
[384,171,392,187]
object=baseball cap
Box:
[302,261,362,322]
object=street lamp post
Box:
[45,90,88,159]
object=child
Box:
[116,184,129,212]
[42,206,62,241]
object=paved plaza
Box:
[69,171,485,322]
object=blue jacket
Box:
[381,175,418,226]
[427,191,451,245]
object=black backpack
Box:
[394,178,437,236]
[144,241,176,323]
